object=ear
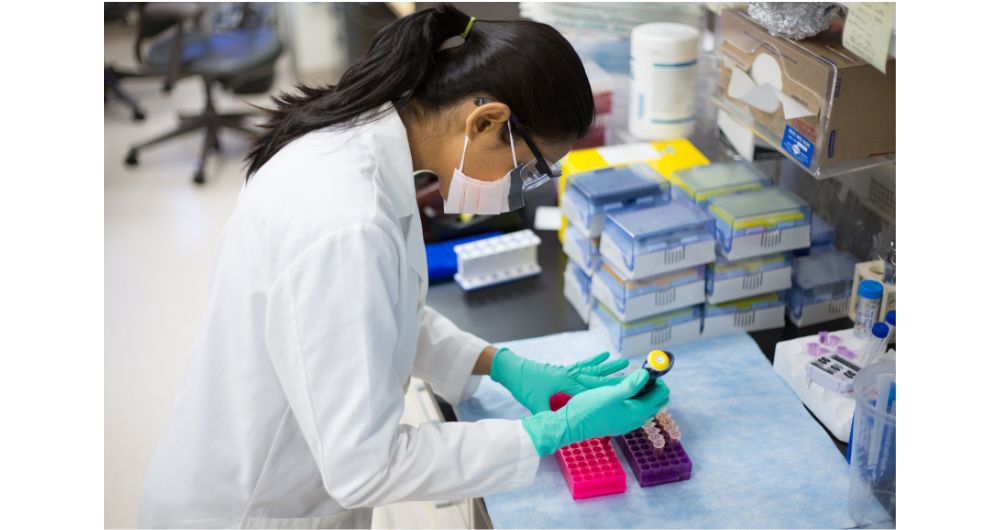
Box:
[464,101,511,142]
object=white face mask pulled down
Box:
[443,122,526,215]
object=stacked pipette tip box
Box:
[585,181,715,356]
[615,409,692,487]
[678,162,813,338]
[453,229,541,291]
[559,164,669,326]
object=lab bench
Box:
[426,229,853,528]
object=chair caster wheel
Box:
[125,149,138,166]
[132,108,146,121]
[192,171,206,185]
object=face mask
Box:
[443,122,527,215]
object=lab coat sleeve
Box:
[412,305,491,406]
[265,223,539,510]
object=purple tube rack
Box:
[615,424,692,487]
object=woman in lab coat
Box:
[139,4,668,528]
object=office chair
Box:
[123,6,283,184]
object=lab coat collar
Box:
[366,103,429,296]
[366,104,417,222]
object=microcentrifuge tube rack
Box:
[453,229,542,291]
[550,393,627,500]
[615,409,692,488]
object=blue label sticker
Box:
[781,125,814,168]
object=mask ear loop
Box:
[458,135,471,173]
[507,121,517,167]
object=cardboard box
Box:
[716,9,895,172]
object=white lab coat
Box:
[138,105,540,529]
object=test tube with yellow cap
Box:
[632,349,674,399]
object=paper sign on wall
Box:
[842,3,895,74]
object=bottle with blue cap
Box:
[885,309,896,344]
[859,322,891,367]
[853,279,884,339]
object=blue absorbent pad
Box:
[457,331,853,528]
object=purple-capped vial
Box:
[828,335,842,346]
[807,343,822,357]
[819,331,830,344]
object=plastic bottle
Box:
[628,23,699,140]
[885,309,895,344]
[853,280,884,338]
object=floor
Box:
[104,22,471,530]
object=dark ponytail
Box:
[245,3,594,178]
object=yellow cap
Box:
[647,350,671,371]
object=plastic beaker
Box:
[848,361,896,528]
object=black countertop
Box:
[427,228,852,457]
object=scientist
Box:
[139,4,668,528]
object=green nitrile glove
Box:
[520,369,670,456]
[490,348,630,414]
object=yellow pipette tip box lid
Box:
[671,160,770,207]
[706,187,812,259]
[557,139,710,242]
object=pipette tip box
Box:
[616,421,692,487]
[561,164,668,238]
[706,252,792,304]
[794,215,835,257]
[563,261,593,324]
[707,187,811,261]
[590,301,702,358]
[670,159,770,208]
[788,250,858,327]
[453,230,541,291]
[592,263,705,322]
[701,292,787,338]
[562,223,601,275]
[600,201,716,281]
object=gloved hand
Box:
[520,369,670,456]
[490,348,629,414]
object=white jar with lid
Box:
[628,22,700,140]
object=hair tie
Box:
[460,16,476,39]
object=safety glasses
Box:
[474,97,562,195]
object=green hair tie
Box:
[460,16,476,39]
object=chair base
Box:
[124,77,258,184]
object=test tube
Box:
[854,280,884,339]
[818,331,829,345]
[885,310,896,344]
[858,322,890,367]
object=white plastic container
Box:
[701,292,788,338]
[590,301,702,358]
[629,22,700,140]
[706,252,793,305]
[562,223,600,276]
[591,263,706,322]
[599,201,716,281]
[563,261,593,324]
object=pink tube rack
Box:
[549,393,627,500]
